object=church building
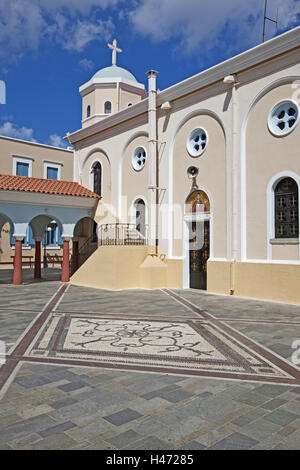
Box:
[1,27,300,304]
[67,28,300,304]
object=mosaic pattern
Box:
[28,313,291,379]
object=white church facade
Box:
[66,28,300,303]
[1,27,300,304]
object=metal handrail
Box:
[78,233,98,255]
[99,223,148,246]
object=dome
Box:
[92,65,137,83]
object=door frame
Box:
[183,211,213,289]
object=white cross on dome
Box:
[107,39,122,66]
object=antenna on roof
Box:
[262,0,278,43]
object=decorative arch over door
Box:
[186,190,210,290]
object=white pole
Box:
[147,70,158,254]
[231,77,239,294]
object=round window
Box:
[132,147,147,171]
[187,128,208,157]
[268,100,299,136]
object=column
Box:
[13,236,23,285]
[73,238,79,273]
[34,237,42,279]
[61,237,71,283]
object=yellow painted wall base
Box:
[208,260,300,304]
[70,245,182,290]
[140,255,167,289]
[71,251,299,303]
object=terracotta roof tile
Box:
[0,174,101,199]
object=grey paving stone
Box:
[209,432,258,450]
[39,421,76,437]
[0,414,57,444]
[185,395,242,422]
[255,384,289,398]
[106,429,142,449]
[103,408,142,426]
[132,435,174,450]
[240,417,282,440]
[130,417,169,436]
[71,412,104,427]
[197,392,213,399]
[51,397,78,409]
[261,398,287,410]
[29,432,78,450]
[180,441,206,450]
[235,391,270,407]
[142,390,162,400]
[93,388,136,407]
[282,430,300,449]
[129,397,171,414]
[250,433,285,450]
[265,409,298,426]
[14,375,54,388]
[231,408,267,427]
[0,414,22,429]
[67,419,114,440]
[281,401,300,416]
[158,389,194,403]
[58,381,88,392]
[9,433,42,449]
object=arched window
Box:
[275,178,298,238]
[87,105,91,118]
[92,162,102,197]
[104,101,111,114]
[134,199,146,236]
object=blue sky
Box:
[0,0,299,148]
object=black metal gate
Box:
[189,220,210,290]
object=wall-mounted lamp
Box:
[161,101,172,110]
[223,75,238,85]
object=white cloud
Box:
[48,134,68,148]
[79,58,95,71]
[0,0,122,60]
[0,121,36,141]
[54,18,114,52]
[129,0,300,55]
[0,0,298,65]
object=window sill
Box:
[270,238,300,245]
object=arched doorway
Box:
[72,217,98,273]
[134,199,146,236]
[186,190,210,290]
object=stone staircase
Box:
[123,226,146,245]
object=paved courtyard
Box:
[0,278,299,450]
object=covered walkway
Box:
[0,174,100,285]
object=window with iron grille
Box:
[275,177,299,238]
